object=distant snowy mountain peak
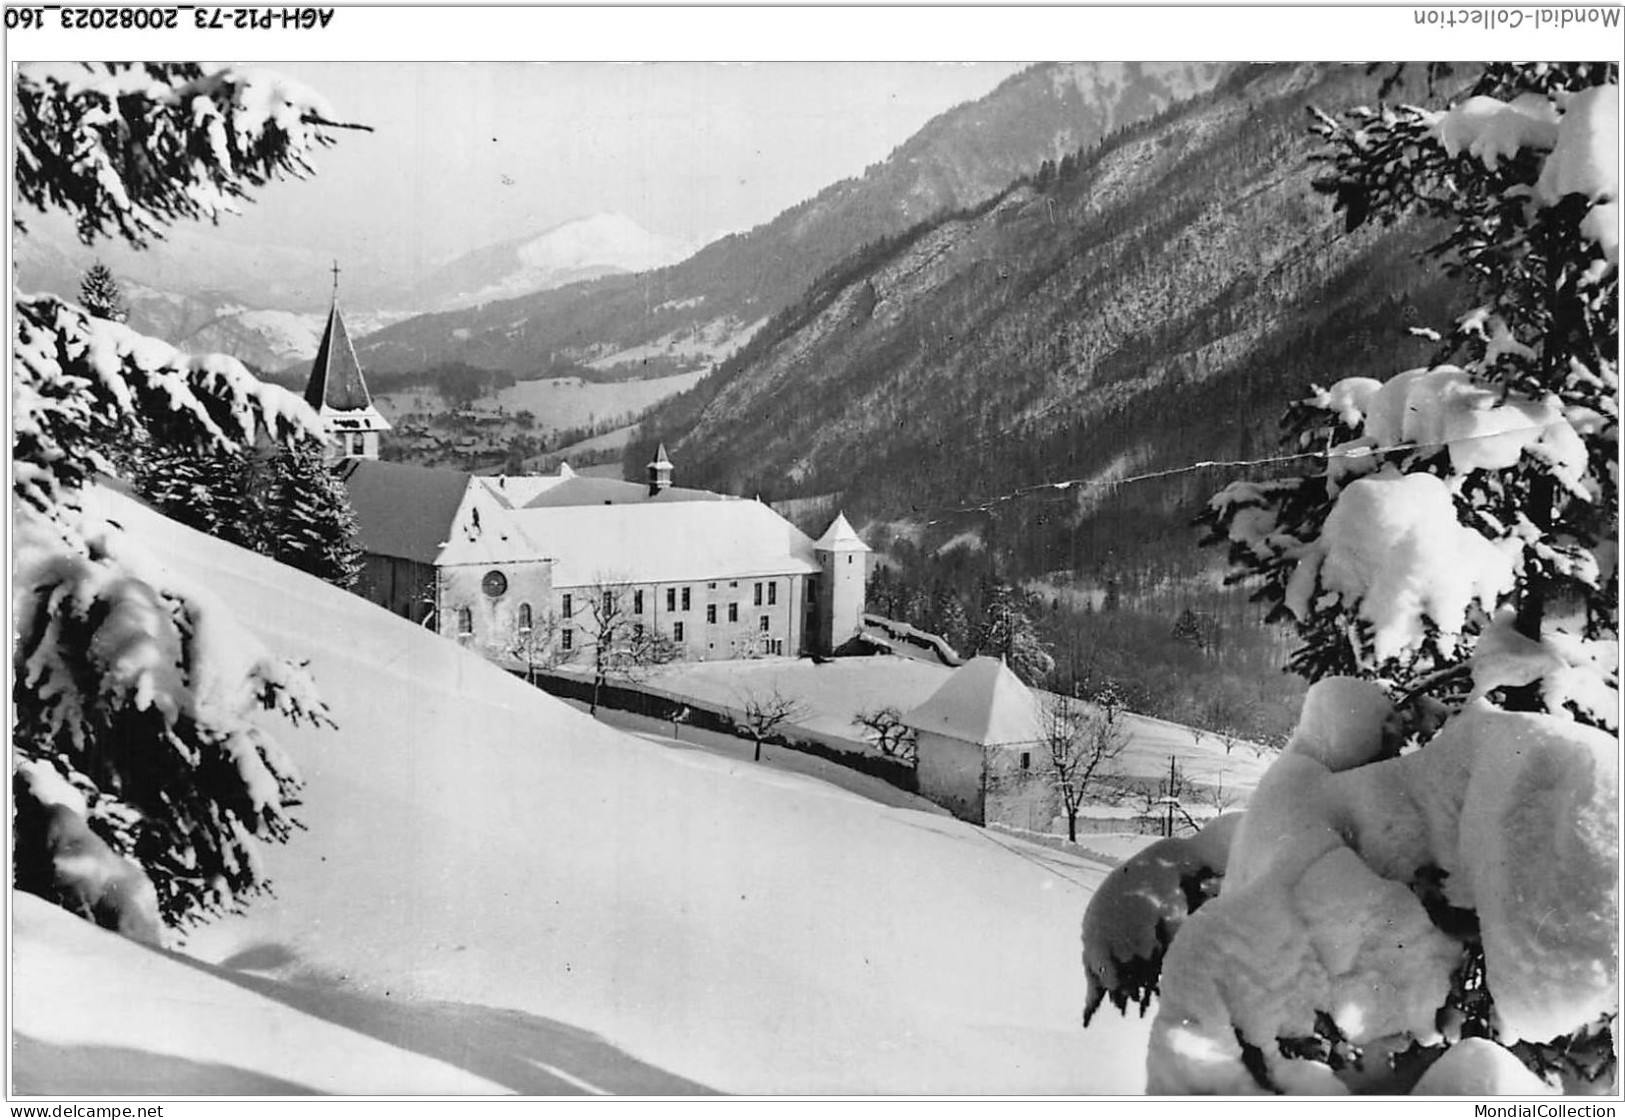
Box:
[519,212,694,273]
[418,212,700,312]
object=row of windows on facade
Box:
[549,580,783,620]
[454,607,778,642]
[480,572,815,614]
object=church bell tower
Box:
[303,262,390,460]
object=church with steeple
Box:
[304,282,869,664]
[304,265,390,460]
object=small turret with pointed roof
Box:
[304,264,390,460]
[813,510,870,655]
[647,441,675,496]
[814,511,871,553]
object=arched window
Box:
[518,603,533,631]
[456,607,473,636]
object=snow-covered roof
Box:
[473,469,573,509]
[814,512,870,552]
[520,475,723,508]
[305,303,386,429]
[510,499,821,588]
[900,656,1043,746]
[342,460,802,579]
[436,483,550,567]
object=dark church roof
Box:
[305,303,374,412]
[336,459,471,564]
[520,476,724,508]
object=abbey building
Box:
[305,301,870,665]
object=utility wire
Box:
[923,417,1585,524]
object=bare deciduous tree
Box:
[1041,692,1128,843]
[736,688,806,763]
[1191,771,1241,816]
[577,575,677,715]
[1137,755,1205,838]
[507,606,563,685]
[852,705,917,764]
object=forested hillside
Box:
[621,63,1474,735]
[632,64,1461,536]
[352,64,1228,377]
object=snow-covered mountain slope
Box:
[15,486,1151,1095]
[411,212,699,312]
[13,223,408,372]
[119,287,408,371]
[13,211,356,312]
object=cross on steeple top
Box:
[330,259,341,298]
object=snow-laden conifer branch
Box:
[12,61,356,934]
[13,294,325,515]
[1085,65,1617,1095]
[14,62,366,247]
[13,499,335,927]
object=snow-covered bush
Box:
[12,62,358,930]
[1088,64,1618,1093]
[1139,678,1615,1093]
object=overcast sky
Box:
[228,62,1028,279]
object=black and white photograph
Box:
[5,4,1621,1104]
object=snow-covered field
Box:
[13,489,1158,1096]
[586,316,767,372]
[646,657,1274,796]
[490,371,706,428]
[372,371,705,440]
[13,894,508,1095]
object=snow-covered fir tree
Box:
[975,581,1055,684]
[1085,64,1617,1094]
[12,62,360,931]
[77,260,128,322]
[933,590,974,657]
[262,445,363,589]
[134,443,265,551]
[136,442,363,590]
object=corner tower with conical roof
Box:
[304,272,390,460]
[813,511,870,655]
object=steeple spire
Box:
[305,300,373,413]
[303,268,391,460]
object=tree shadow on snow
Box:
[167,949,716,1096]
[11,1034,319,1096]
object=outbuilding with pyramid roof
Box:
[902,657,1057,828]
